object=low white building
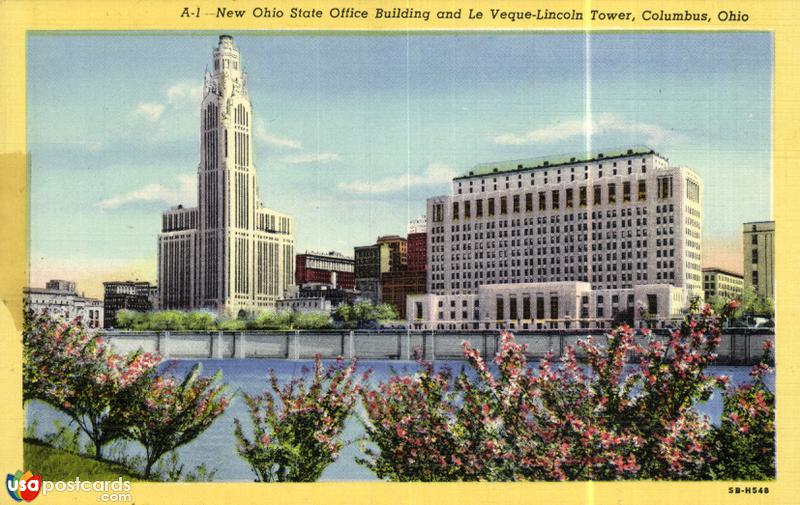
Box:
[24,280,104,329]
[276,296,332,314]
[408,282,685,330]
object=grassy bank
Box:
[23,438,143,481]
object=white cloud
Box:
[490,114,684,146]
[337,163,457,194]
[166,81,203,105]
[135,102,165,122]
[97,174,196,209]
[281,152,342,164]
[254,118,302,149]
[132,81,202,124]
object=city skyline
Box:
[27,32,772,298]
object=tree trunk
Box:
[94,438,103,459]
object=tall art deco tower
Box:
[158,35,295,316]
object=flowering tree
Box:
[706,340,775,480]
[119,364,230,478]
[359,360,468,481]
[360,300,773,481]
[234,356,363,482]
[23,309,161,458]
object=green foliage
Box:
[41,420,82,454]
[234,357,363,482]
[24,309,230,481]
[217,318,247,331]
[732,287,774,319]
[333,300,400,328]
[23,309,162,458]
[359,302,775,481]
[114,310,217,331]
[706,343,775,480]
[118,364,230,478]
[115,309,333,331]
[24,438,143,481]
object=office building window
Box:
[638,180,647,201]
[657,176,673,199]
[552,190,560,210]
[608,183,616,204]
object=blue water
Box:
[24,360,774,482]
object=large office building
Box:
[742,221,775,299]
[24,280,104,329]
[295,251,355,290]
[408,146,703,330]
[102,281,157,329]
[158,35,295,316]
[702,268,744,302]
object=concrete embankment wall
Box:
[106,329,774,365]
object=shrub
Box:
[706,340,775,479]
[234,356,363,482]
[359,301,773,481]
[23,309,161,458]
[118,363,230,478]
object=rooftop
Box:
[702,267,744,278]
[455,145,660,180]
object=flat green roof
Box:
[455,145,658,180]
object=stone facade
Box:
[158,35,295,316]
[409,146,703,329]
[742,221,774,299]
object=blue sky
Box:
[27,32,772,297]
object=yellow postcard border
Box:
[0,1,797,504]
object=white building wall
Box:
[158,36,294,316]
[413,147,701,330]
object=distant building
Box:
[355,235,411,305]
[103,281,156,329]
[407,231,427,273]
[24,280,103,329]
[46,279,76,293]
[408,215,427,234]
[377,235,407,272]
[276,296,332,314]
[702,268,744,302]
[381,270,426,319]
[295,251,355,290]
[743,221,775,299]
[381,222,428,318]
[277,283,358,314]
[354,243,391,303]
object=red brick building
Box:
[407,232,427,273]
[295,251,355,290]
[379,231,427,318]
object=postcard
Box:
[0,1,796,504]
